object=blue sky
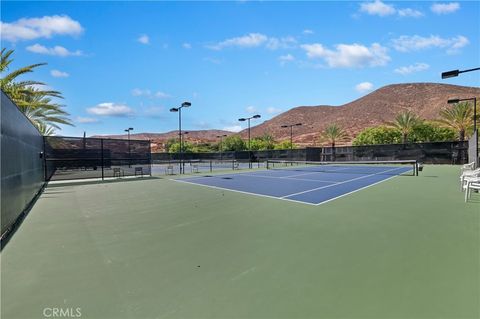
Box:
[1,1,479,137]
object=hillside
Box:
[96,83,479,149]
[240,83,480,146]
[93,130,234,152]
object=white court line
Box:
[281,166,407,199]
[171,178,318,206]
[172,166,409,206]
[312,174,402,206]
[234,173,336,183]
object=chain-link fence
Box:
[44,136,152,181]
[152,141,468,166]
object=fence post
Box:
[43,136,47,181]
[148,139,152,176]
[101,139,104,181]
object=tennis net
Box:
[266,160,420,176]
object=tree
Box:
[249,133,276,150]
[352,126,402,145]
[410,121,456,142]
[436,102,474,141]
[191,143,216,153]
[167,141,194,153]
[387,111,419,144]
[275,140,295,150]
[222,135,246,151]
[319,124,349,160]
[0,48,72,135]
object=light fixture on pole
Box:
[170,102,191,174]
[124,127,134,167]
[441,67,480,79]
[280,123,302,150]
[238,114,261,168]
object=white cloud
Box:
[206,33,268,50]
[50,69,69,78]
[355,82,374,93]
[279,54,295,66]
[431,2,460,14]
[394,63,430,75]
[182,43,192,49]
[154,91,170,98]
[0,15,83,42]
[132,88,151,97]
[360,0,396,16]
[87,102,133,117]
[266,107,282,114]
[76,116,98,123]
[223,125,243,132]
[265,36,297,50]
[246,106,257,113]
[398,8,424,18]
[301,42,390,68]
[303,29,314,35]
[206,33,297,51]
[138,34,149,44]
[26,44,83,56]
[131,88,170,99]
[392,35,469,54]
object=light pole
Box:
[443,67,480,167]
[448,97,478,166]
[180,131,189,165]
[217,134,227,160]
[124,127,133,167]
[238,114,261,168]
[441,67,480,79]
[281,123,302,150]
[170,102,191,174]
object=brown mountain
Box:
[240,82,479,146]
[95,83,479,150]
[93,130,234,152]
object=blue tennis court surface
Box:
[175,164,413,205]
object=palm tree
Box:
[387,111,419,144]
[319,124,349,160]
[1,48,72,135]
[437,102,473,141]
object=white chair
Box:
[461,162,475,173]
[191,164,199,173]
[460,168,480,191]
[464,177,480,202]
[165,165,174,175]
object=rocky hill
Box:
[93,130,234,152]
[95,83,479,149]
[241,83,479,146]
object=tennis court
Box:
[176,160,417,205]
[2,165,479,319]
